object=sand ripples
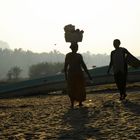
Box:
[0,93,140,139]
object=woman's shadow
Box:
[58,106,104,140]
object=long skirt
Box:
[67,71,86,102]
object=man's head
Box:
[70,42,78,52]
[113,39,121,49]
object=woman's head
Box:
[70,42,78,52]
[113,39,121,48]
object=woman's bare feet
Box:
[79,102,83,107]
[120,94,127,100]
[122,94,127,99]
[70,98,74,108]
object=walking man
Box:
[107,39,130,100]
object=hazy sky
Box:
[0,0,140,56]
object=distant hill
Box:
[0,40,10,49]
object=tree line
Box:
[0,47,139,81]
[0,47,111,80]
[0,48,65,80]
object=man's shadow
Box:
[122,100,140,115]
[58,106,104,140]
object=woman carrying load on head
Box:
[64,42,92,108]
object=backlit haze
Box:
[0,0,140,56]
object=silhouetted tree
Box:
[8,66,22,80]
[7,70,12,80]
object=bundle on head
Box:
[64,24,84,43]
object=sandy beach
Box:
[0,88,140,140]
